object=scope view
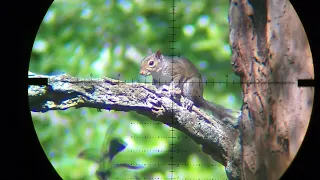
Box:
[29,0,313,179]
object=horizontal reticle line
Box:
[27,78,314,87]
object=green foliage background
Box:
[30,0,241,179]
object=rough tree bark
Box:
[228,0,314,179]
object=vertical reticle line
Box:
[170,0,176,179]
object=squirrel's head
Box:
[140,50,163,76]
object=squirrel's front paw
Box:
[151,105,165,117]
[182,98,194,111]
[147,95,165,117]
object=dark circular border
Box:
[4,0,319,179]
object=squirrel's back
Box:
[162,55,201,79]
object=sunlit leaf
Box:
[97,123,121,175]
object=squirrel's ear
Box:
[148,48,152,54]
[155,50,162,60]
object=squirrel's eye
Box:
[148,60,154,66]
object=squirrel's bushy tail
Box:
[197,98,239,121]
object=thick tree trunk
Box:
[228,0,314,179]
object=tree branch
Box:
[28,71,240,170]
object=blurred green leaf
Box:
[108,138,127,162]
[77,148,100,163]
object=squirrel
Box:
[139,49,240,123]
